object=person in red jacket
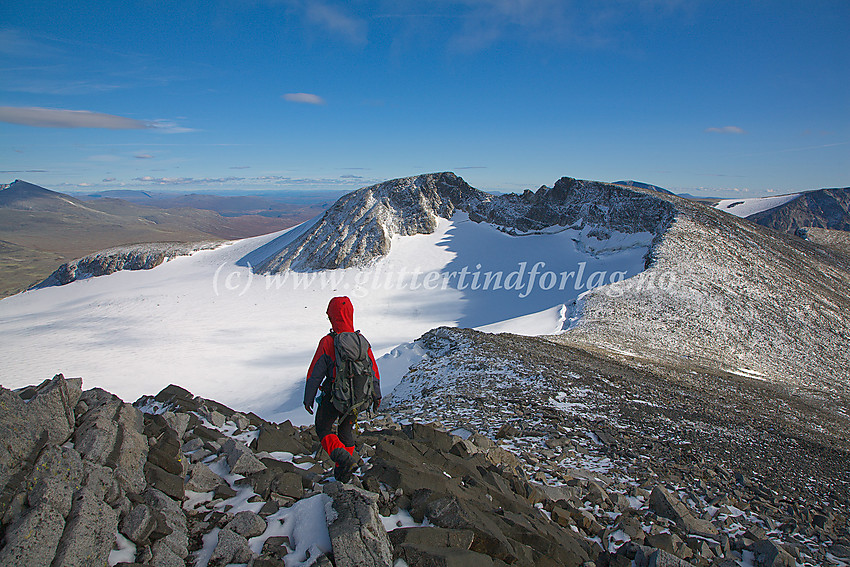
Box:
[304,296,381,482]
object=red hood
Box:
[327,296,355,333]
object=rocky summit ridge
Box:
[256,172,677,273]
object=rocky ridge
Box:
[387,326,850,567]
[35,242,221,288]
[256,173,677,273]
[4,360,847,566]
[746,187,850,234]
[558,185,850,394]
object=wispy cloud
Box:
[0,106,194,132]
[135,153,155,159]
[705,126,746,134]
[283,93,326,105]
[0,106,147,129]
[304,2,367,44]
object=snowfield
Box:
[714,193,800,218]
[0,212,652,425]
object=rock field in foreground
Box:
[1,371,847,566]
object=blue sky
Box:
[1,1,848,197]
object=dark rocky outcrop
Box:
[35,241,219,288]
[747,186,850,233]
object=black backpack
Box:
[329,331,375,420]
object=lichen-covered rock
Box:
[208,528,254,566]
[0,503,66,566]
[51,487,119,567]
[324,482,393,567]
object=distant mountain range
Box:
[0,180,331,297]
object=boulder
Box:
[324,482,393,567]
[250,420,308,454]
[27,477,75,518]
[144,488,189,559]
[223,438,267,475]
[388,526,475,550]
[0,503,66,566]
[753,539,797,567]
[144,461,185,500]
[231,412,250,431]
[162,411,190,440]
[209,528,254,566]
[397,543,496,567]
[226,510,268,538]
[51,487,120,567]
[120,503,157,545]
[634,545,692,567]
[649,486,719,538]
[24,375,82,445]
[186,461,224,493]
[0,375,80,504]
[113,403,149,494]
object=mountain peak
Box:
[257,172,487,272]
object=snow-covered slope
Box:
[0,176,656,424]
[714,194,801,218]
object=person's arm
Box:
[304,335,334,413]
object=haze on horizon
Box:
[1,0,848,198]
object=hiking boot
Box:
[330,448,357,483]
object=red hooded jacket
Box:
[304,296,381,408]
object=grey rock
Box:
[186,461,224,492]
[324,482,393,567]
[0,375,80,503]
[250,420,308,454]
[144,461,185,500]
[110,403,149,494]
[150,540,187,567]
[208,410,226,428]
[397,543,496,567]
[753,539,796,567]
[649,486,719,538]
[119,504,157,545]
[27,476,75,518]
[223,437,267,475]
[231,412,250,430]
[182,437,204,453]
[162,411,190,440]
[143,488,188,559]
[225,510,267,538]
[25,375,82,445]
[208,528,254,567]
[0,503,66,567]
[73,390,121,465]
[635,545,691,567]
[388,526,475,550]
[52,487,119,567]
[831,543,850,558]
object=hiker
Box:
[304,296,381,482]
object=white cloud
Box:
[283,93,326,105]
[135,153,155,159]
[705,126,746,134]
[0,106,194,132]
[0,106,148,129]
[305,2,367,44]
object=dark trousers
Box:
[315,397,355,459]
